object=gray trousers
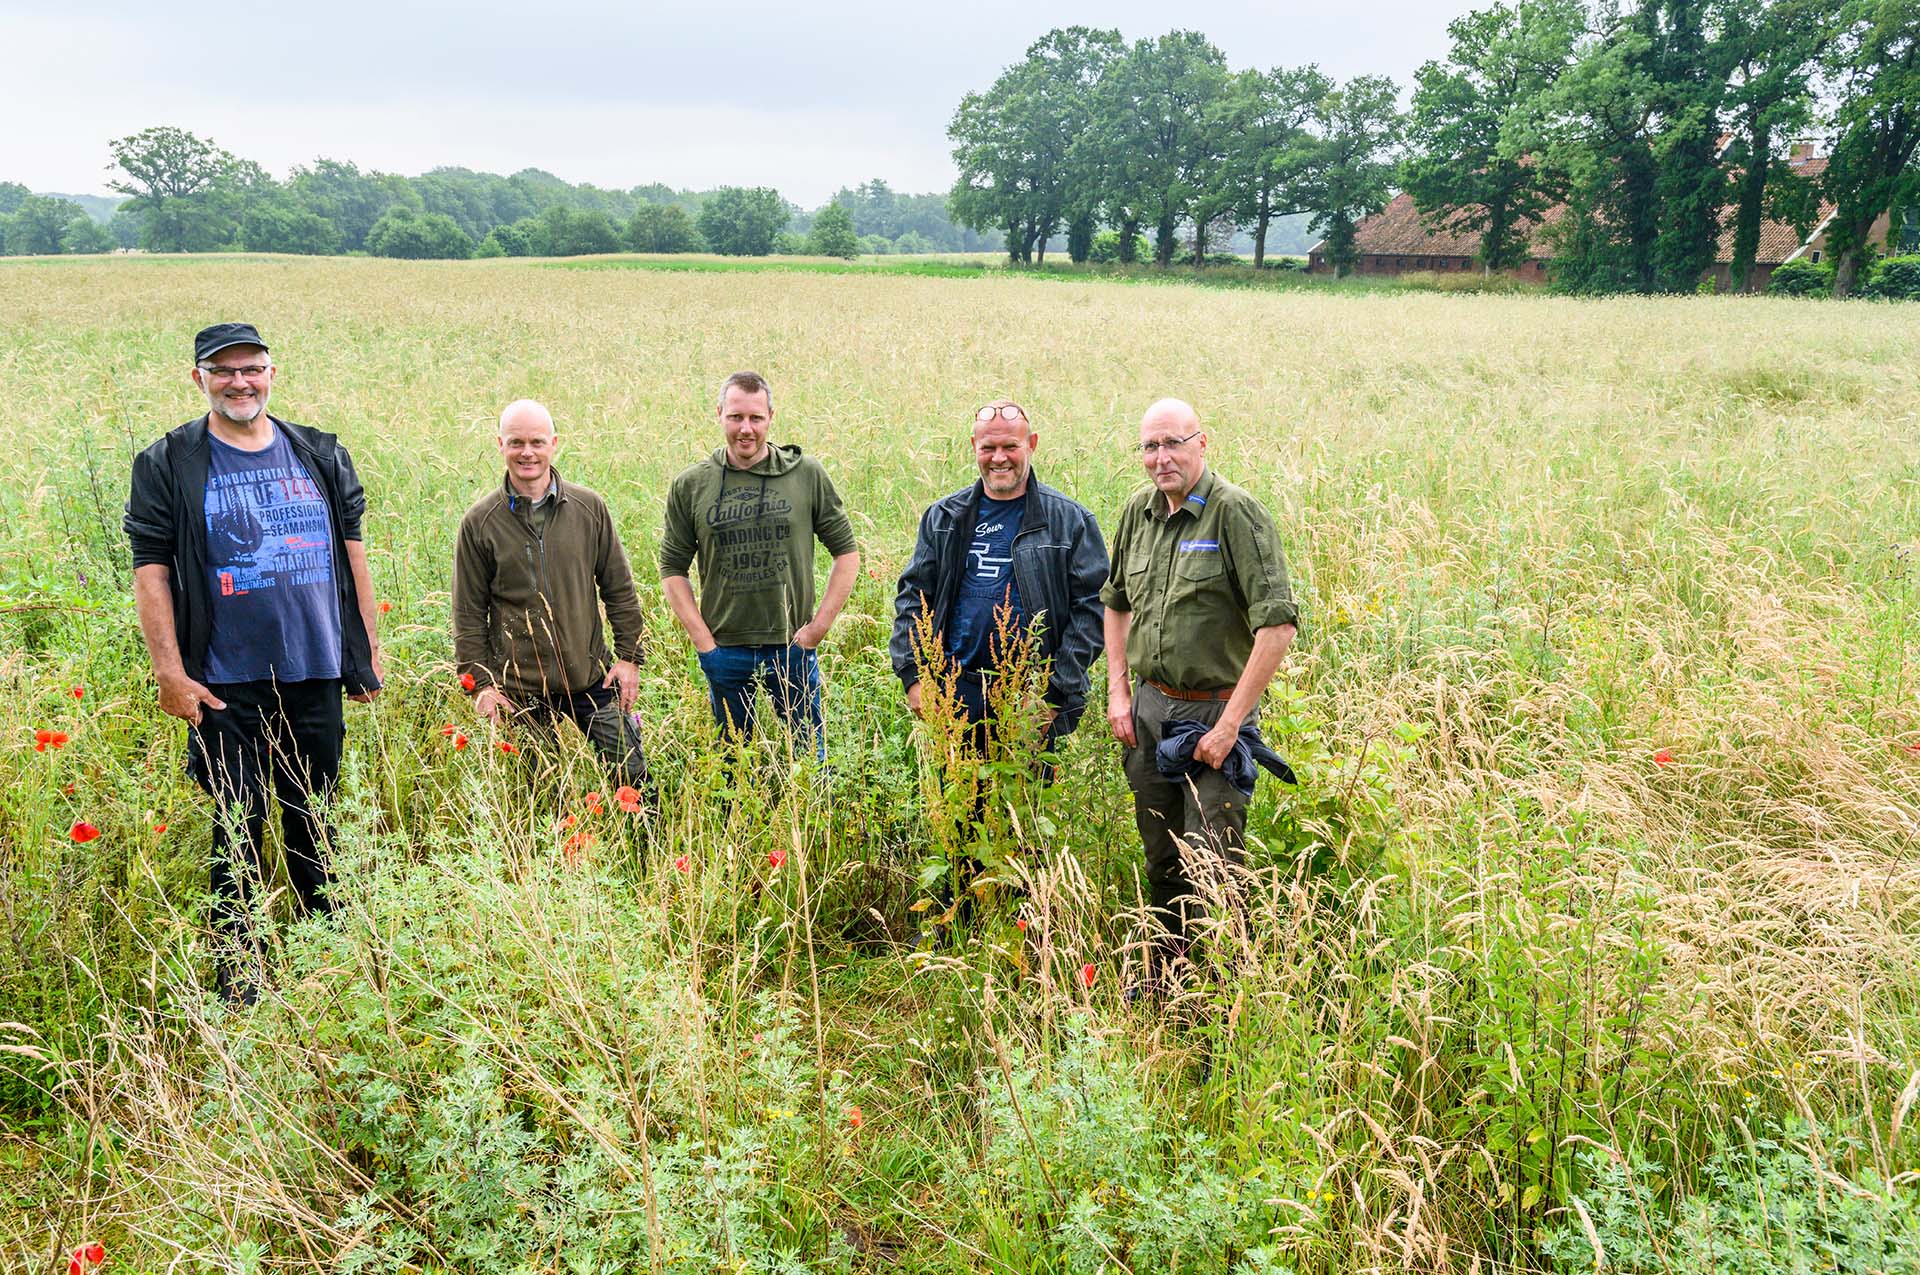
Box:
[1121,679,1249,948]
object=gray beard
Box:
[213,396,266,425]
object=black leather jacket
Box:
[890,475,1108,737]
[124,414,381,694]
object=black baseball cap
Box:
[193,323,270,363]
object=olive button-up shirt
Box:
[1099,468,1297,691]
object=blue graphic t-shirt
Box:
[203,427,343,683]
[946,493,1028,671]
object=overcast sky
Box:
[2,0,1479,205]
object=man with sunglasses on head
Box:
[125,323,384,1003]
[892,399,1107,748]
[1101,398,1297,992]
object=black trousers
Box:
[514,685,650,789]
[187,678,344,947]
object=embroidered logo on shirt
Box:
[1179,539,1220,552]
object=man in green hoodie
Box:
[660,371,860,762]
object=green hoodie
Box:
[660,443,858,647]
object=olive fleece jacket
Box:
[659,443,858,647]
[452,471,646,698]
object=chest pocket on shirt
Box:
[1172,549,1227,605]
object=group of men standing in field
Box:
[126,322,1297,1002]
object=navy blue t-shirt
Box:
[946,493,1028,671]
[203,427,343,683]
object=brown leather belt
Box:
[1144,678,1234,703]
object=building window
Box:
[1416,257,1427,267]
[1396,258,1404,267]
[1811,251,1821,263]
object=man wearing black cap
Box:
[125,323,383,1000]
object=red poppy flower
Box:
[614,785,643,812]
[378,600,392,614]
[1907,741,1920,755]
[555,813,577,832]
[71,687,85,700]
[49,732,68,749]
[35,729,52,745]
[846,1105,863,1129]
[1653,748,1674,767]
[1080,962,1097,989]
[154,823,168,834]
[461,672,477,692]
[62,782,75,796]
[497,741,518,755]
[562,829,596,862]
[34,743,46,753]
[69,1257,81,1275]
[440,722,456,737]
[70,821,100,844]
[673,854,691,873]
[767,849,787,869]
[453,733,469,750]
[1016,918,1028,932]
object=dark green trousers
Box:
[1121,679,1249,948]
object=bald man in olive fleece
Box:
[452,400,649,788]
[1102,398,1298,976]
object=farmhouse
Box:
[1306,146,1899,289]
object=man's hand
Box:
[1193,718,1239,769]
[474,685,516,721]
[348,648,385,703]
[791,619,827,650]
[1107,684,1136,747]
[905,681,923,717]
[602,660,640,713]
[159,673,225,725]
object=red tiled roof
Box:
[1715,157,1831,264]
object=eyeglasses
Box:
[198,364,270,381]
[975,404,1027,423]
[1139,431,1201,456]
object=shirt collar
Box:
[501,469,563,510]
[1152,467,1214,521]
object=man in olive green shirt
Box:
[1101,398,1298,973]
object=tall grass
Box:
[2,258,1917,1272]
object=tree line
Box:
[0,130,998,262]
[949,3,1917,295]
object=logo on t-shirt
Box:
[969,519,1012,579]
[1179,539,1220,553]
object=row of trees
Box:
[947,28,1396,269]
[951,4,1916,294]
[2,128,998,261]
[1401,0,1916,294]
[0,185,117,256]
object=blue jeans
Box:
[697,644,825,762]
